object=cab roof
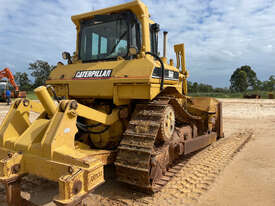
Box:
[71,0,150,26]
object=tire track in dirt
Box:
[149,130,253,206]
[94,130,253,206]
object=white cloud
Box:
[0,0,274,87]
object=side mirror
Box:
[128,47,138,56]
[62,51,72,64]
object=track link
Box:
[115,100,168,191]
[115,97,211,192]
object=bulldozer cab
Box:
[48,0,188,106]
[71,0,157,60]
[78,11,141,62]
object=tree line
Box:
[229,65,274,92]
[14,60,274,94]
[188,82,230,93]
[189,65,274,93]
[14,60,54,91]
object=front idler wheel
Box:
[159,105,175,142]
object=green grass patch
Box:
[26,91,37,100]
[189,92,242,98]
[189,91,274,99]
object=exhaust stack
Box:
[163,31,168,58]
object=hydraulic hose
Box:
[76,121,110,134]
[46,85,60,103]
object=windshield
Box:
[80,19,129,62]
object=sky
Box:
[0,0,274,87]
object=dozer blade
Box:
[0,86,116,206]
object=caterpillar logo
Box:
[74,69,112,79]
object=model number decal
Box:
[73,69,112,79]
[152,67,179,80]
[90,171,103,182]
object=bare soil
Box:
[196,99,275,206]
[0,98,274,206]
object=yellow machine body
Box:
[49,58,184,105]
[0,1,223,206]
[48,0,186,106]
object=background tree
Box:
[14,72,32,91]
[240,65,257,89]
[214,87,229,93]
[29,60,54,87]
[268,75,275,91]
[187,81,229,93]
[187,81,194,93]
[192,82,199,93]
[230,69,248,92]
[254,79,262,91]
[258,75,275,91]
[230,65,257,92]
[197,83,213,92]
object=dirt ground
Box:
[0,98,274,206]
[197,99,275,206]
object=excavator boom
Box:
[0,68,19,91]
[0,68,26,100]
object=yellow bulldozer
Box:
[0,1,223,205]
